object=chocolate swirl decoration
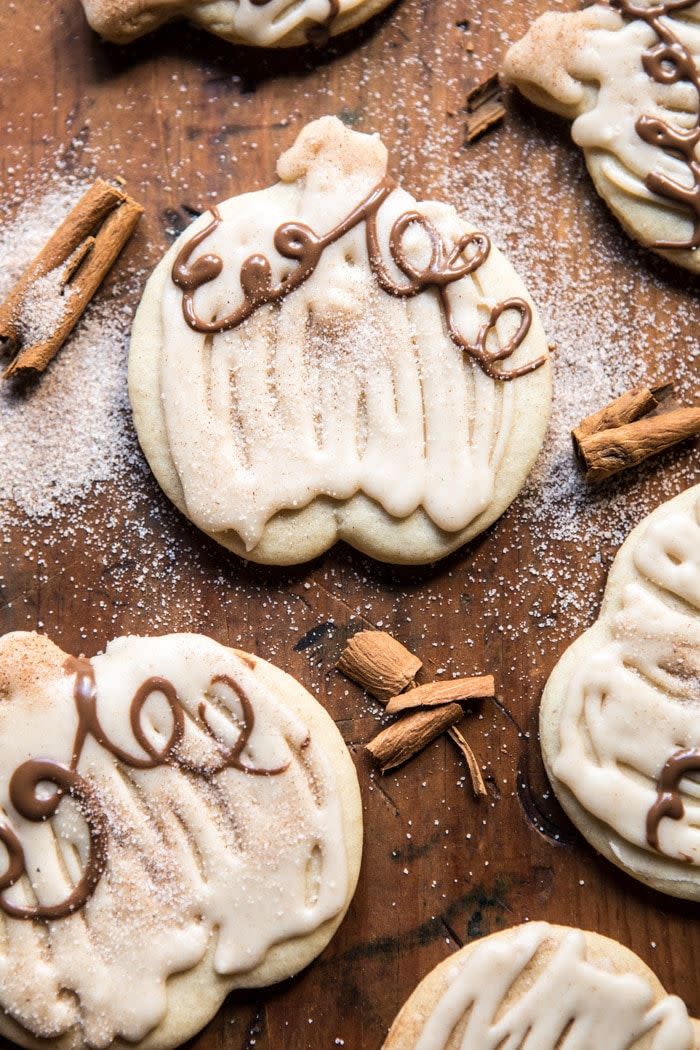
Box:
[646,746,700,853]
[0,658,289,921]
[611,0,700,251]
[172,179,546,382]
[193,674,292,776]
[0,762,107,921]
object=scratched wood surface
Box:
[1,0,700,1047]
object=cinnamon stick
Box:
[465,73,506,142]
[385,675,495,714]
[337,631,422,702]
[1,179,142,377]
[575,407,700,483]
[366,703,464,773]
[572,383,672,448]
[448,726,487,798]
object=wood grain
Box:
[1,1,699,1047]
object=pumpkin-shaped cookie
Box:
[129,116,550,565]
[384,922,698,1049]
[505,2,700,272]
[541,484,700,899]
[0,631,361,1050]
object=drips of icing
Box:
[218,0,341,45]
[158,118,547,551]
[0,634,349,1046]
[241,0,340,44]
[505,1,700,251]
[413,924,693,1050]
[552,491,700,866]
[84,0,351,46]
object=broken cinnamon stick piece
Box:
[575,407,700,483]
[448,726,487,798]
[465,73,506,143]
[366,703,463,773]
[385,675,495,714]
[1,179,142,378]
[572,383,673,448]
[337,631,422,702]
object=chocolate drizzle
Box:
[0,760,107,921]
[172,179,546,382]
[646,746,700,853]
[0,657,289,922]
[612,0,700,251]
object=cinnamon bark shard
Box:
[337,631,422,702]
[1,179,142,378]
[385,675,495,715]
[573,384,700,483]
[366,703,463,773]
[465,73,506,143]
[448,726,487,798]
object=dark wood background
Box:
[1,0,699,1046]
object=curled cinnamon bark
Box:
[338,629,490,787]
[385,675,495,714]
[366,703,464,772]
[573,384,700,483]
[465,73,506,143]
[1,179,142,378]
[448,726,488,798]
[572,384,672,445]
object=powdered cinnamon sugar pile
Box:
[0,180,138,521]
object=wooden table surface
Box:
[1,0,699,1047]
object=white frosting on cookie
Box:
[0,633,349,1047]
[157,118,543,551]
[413,924,693,1050]
[81,0,372,47]
[505,3,700,251]
[553,490,700,865]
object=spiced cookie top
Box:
[0,631,361,1050]
[541,484,700,899]
[505,1,700,273]
[129,116,550,565]
[80,0,395,47]
[383,922,698,1049]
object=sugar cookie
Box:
[541,484,700,900]
[383,922,698,1049]
[129,116,551,565]
[505,2,700,273]
[0,631,361,1049]
[80,0,395,47]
